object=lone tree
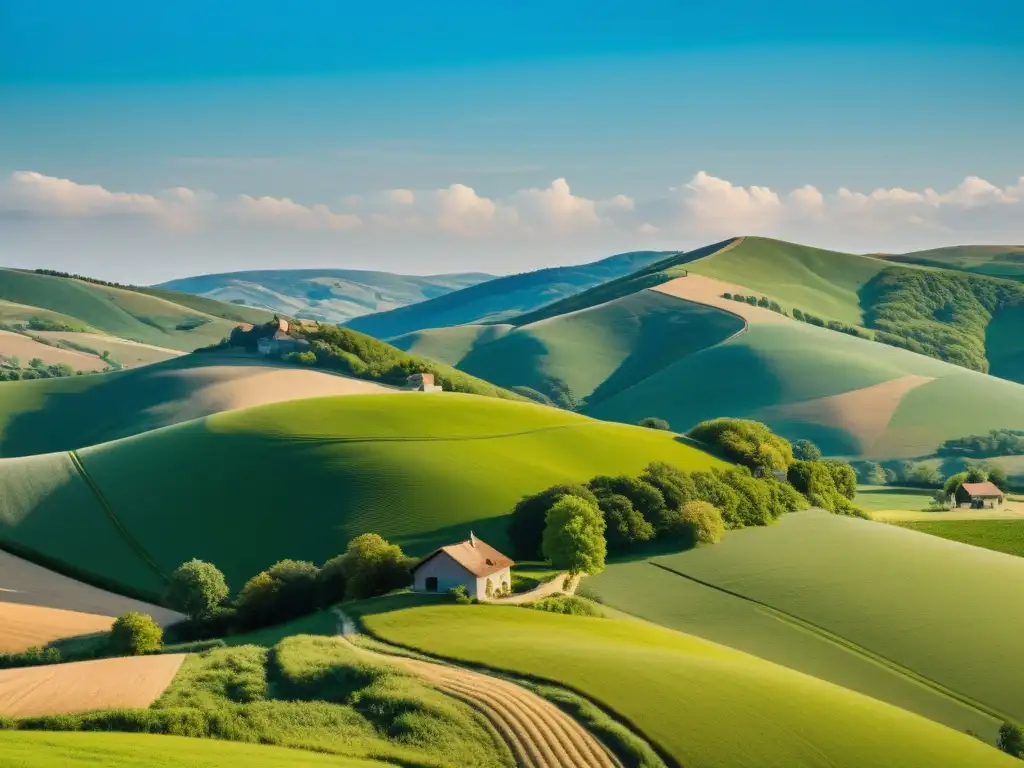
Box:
[792,439,822,462]
[998,721,1023,757]
[165,559,230,621]
[109,612,163,656]
[542,496,607,576]
[338,533,412,600]
[638,417,671,431]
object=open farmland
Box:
[0,654,185,717]
[583,558,1001,739]
[646,511,1024,724]
[0,354,403,457]
[1,394,724,592]
[31,331,183,367]
[0,732,390,768]
[355,598,1017,768]
[0,330,111,371]
[895,519,1024,558]
[0,550,180,652]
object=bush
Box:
[449,585,475,605]
[337,533,412,600]
[997,721,1023,757]
[317,554,347,607]
[588,475,668,531]
[165,560,230,621]
[596,493,655,551]
[507,483,599,560]
[525,596,603,617]
[0,646,62,670]
[542,496,607,576]
[109,612,163,656]
[789,460,867,517]
[688,418,794,474]
[792,439,822,462]
[637,417,671,431]
[822,459,857,500]
[641,461,698,511]
[234,560,320,629]
[674,501,723,546]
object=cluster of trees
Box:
[164,534,413,641]
[0,357,95,381]
[863,266,1024,373]
[688,418,794,475]
[939,429,1024,458]
[853,458,1010,492]
[0,317,79,333]
[33,269,142,290]
[723,293,784,314]
[638,417,671,430]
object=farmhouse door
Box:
[426,577,438,592]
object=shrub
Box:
[822,459,857,500]
[109,612,163,656]
[165,560,230,621]
[542,496,607,576]
[234,560,320,629]
[0,646,62,670]
[284,350,317,365]
[525,596,603,617]
[670,501,723,546]
[789,460,867,517]
[449,585,474,605]
[337,533,412,600]
[637,417,671,431]
[641,461,698,512]
[317,554,347,607]
[507,483,599,559]
[997,721,1023,757]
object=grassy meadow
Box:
[354,598,1017,768]
[895,519,1024,558]
[1,393,725,592]
[648,511,1024,723]
[0,732,389,768]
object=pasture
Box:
[355,598,1017,768]
[2,394,724,592]
[0,732,389,768]
[650,511,1024,723]
[896,519,1024,558]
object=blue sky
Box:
[1,1,1022,281]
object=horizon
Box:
[2,1,1022,282]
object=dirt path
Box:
[0,654,185,717]
[487,574,579,605]
[335,609,618,768]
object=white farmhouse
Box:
[411,533,513,599]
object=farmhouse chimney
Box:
[469,531,477,548]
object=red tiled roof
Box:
[236,323,254,332]
[960,482,1004,497]
[413,535,514,578]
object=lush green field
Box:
[0,269,274,352]
[687,237,888,326]
[1,393,724,591]
[4,633,503,766]
[896,519,1024,558]
[854,485,934,513]
[347,250,672,339]
[394,290,744,408]
[648,511,1024,723]
[0,732,389,768]
[159,268,492,325]
[582,558,1001,739]
[354,598,1016,768]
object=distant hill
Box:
[157,268,494,324]
[877,245,1024,282]
[346,250,675,339]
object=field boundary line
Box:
[647,561,1010,723]
[255,421,603,445]
[67,450,168,584]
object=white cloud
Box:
[233,195,361,230]
[4,171,164,217]
[509,178,602,233]
[433,183,504,235]
[388,189,415,205]
[675,171,783,235]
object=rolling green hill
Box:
[346,250,673,340]
[585,510,1024,739]
[0,268,275,352]
[0,394,725,594]
[878,245,1024,282]
[355,597,1018,768]
[158,268,493,325]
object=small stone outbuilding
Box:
[406,373,443,392]
[412,534,513,599]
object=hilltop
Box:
[0,393,725,595]
[878,245,1024,283]
[346,250,674,339]
[158,268,493,324]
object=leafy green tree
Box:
[641,462,697,511]
[507,483,599,559]
[822,459,857,500]
[688,418,794,473]
[690,471,742,527]
[588,475,668,531]
[986,464,1010,491]
[597,494,655,551]
[966,466,989,483]
[234,560,320,628]
[669,501,724,546]
[28,358,44,370]
[997,721,1023,757]
[165,560,230,621]
[317,554,347,607]
[109,612,163,655]
[542,496,607,576]
[792,439,822,462]
[943,472,969,498]
[856,461,887,485]
[638,417,671,431]
[338,533,412,600]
